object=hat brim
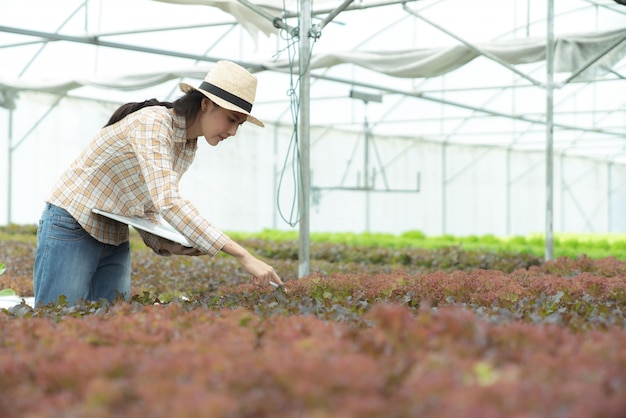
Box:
[179,82,264,127]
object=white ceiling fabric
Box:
[267,28,626,78]
[1,28,623,109]
[152,0,281,37]
[0,68,210,108]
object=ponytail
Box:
[103,90,206,128]
[103,98,173,128]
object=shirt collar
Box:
[170,108,188,143]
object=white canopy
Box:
[1,0,626,257]
[2,28,624,104]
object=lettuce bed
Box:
[1,228,626,417]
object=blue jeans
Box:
[34,203,131,306]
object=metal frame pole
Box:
[298,0,312,278]
[7,110,13,224]
[545,0,555,261]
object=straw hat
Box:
[179,61,264,127]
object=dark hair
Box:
[103,90,207,128]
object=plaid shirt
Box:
[48,106,229,256]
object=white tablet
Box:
[92,208,191,247]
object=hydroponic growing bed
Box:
[1,230,626,417]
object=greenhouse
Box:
[4,5,626,414]
[1,0,625,260]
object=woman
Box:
[34,60,283,306]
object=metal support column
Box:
[545,0,555,261]
[7,110,13,224]
[298,0,312,278]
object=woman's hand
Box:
[238,253,284,288]
[220,239,284,288]
[158,240,203,256]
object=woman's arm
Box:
[220,240,284,288]
[156,237,283,288]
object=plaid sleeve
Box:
[129,110,228,256]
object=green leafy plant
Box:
[0,289,16,297]
[0,262,15,297]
